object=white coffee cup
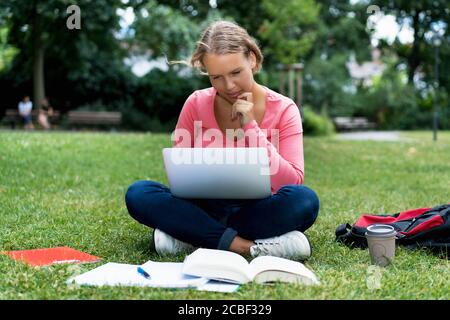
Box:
[365,224,397,267]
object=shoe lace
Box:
[253,237,284,255]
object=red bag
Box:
[335,204,450,258]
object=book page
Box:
[68,262,208,288]
[182,248,252,284]
[249,256,320,285]
[140,261,208,288]
[197,280,240,293]
[67,262,150,287]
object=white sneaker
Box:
[152,229,195,256]
[250,230,311,260]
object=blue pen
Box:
[137,267,151,280]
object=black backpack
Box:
[335,204,450,258]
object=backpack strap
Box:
[335,223,369,248]
[335,223,352,239]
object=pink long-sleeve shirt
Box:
[173,86,304,194]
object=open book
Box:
[181,248,320,285]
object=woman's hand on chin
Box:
[232,92,255,127]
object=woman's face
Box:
[203,51,256,103]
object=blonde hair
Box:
[175,21,263,75]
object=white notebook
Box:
[67,262,205,288]
[67,261,239,292]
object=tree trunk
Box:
[33,43,45,110]
[296,68,302,107]
[288,66,294,100]
[408,10,421,84]
[32,3,45,110]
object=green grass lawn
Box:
[0,130,449,299]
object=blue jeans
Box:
[125,180,319,251]
[21,113,32,125]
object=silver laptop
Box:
[162,148,271,199]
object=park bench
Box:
[66,111,122,129]
[332,117,376,131]
[1,109,61,129]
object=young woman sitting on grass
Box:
[125,20,319,260]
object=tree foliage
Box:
[373,0,449,85]
[0,0,448,131]
[0,0,129,112]
[0,26,18,72]
[132,0,200,60]
[258,0,321,64]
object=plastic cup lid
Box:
[365,224,397,237]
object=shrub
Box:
[121,68,209,131]
[301,106,335,136]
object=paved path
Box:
[336,131,406,141]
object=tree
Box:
[152,0,211,21]
[132,0,201,62]
[301,0,372,114]
[303,53,352,115]
[374,0,449,84]
[0,0,126,110]
[305,0,372,61]
[0,26,18,72]
[258,0,320,65]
